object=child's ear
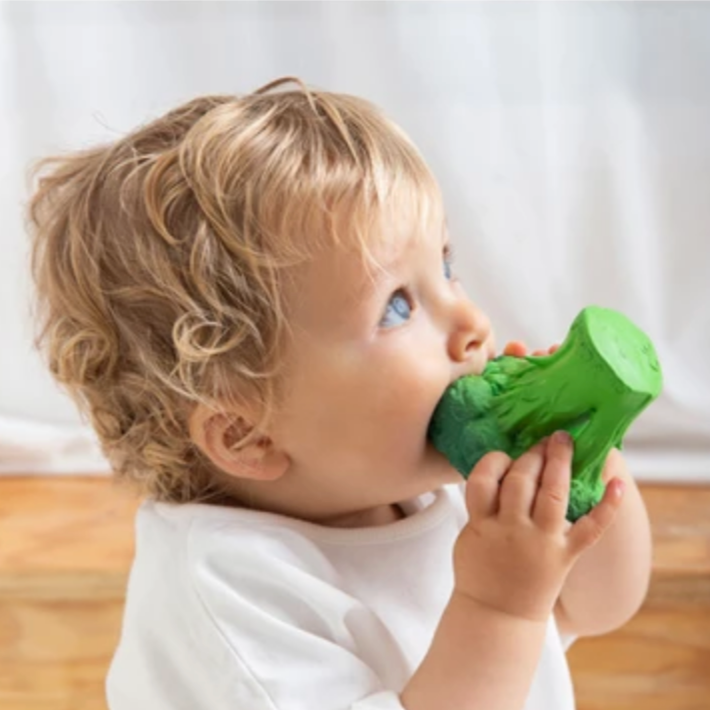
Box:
[188,405,290,482]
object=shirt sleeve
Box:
[560,634,577,652]
[186,521,412,710]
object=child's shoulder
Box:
[134,498,335,581]
[129,500,350,628]
[137,498,318,552]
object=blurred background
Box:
[1,4,709,710]
[1,1,709,482]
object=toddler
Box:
[27,77,652,710]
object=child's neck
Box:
[323,502,406,529]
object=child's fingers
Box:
[465,452,513,520]
[567,478,625,555]
[503,341,527,357]
[532,432,573,530]
[508,342,560,358]
[497,441,547,522]
[533,344,560,357]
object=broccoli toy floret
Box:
[428,306,663,521]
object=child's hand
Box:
[502,341,560,358]
[452,432,624,622]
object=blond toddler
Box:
[28,77,652,710]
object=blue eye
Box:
[379,289,412,329]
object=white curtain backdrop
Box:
[1,1,708,479]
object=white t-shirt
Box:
[106,483,577,710]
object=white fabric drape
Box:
[1,1,708,479]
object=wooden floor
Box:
[567,486,710,710]
[0,477,709,710]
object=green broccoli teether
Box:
[428,306,663,521]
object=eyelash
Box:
[443,243,455,279]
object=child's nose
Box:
[446,298,491,363]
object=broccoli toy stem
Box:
[427,306,663,521]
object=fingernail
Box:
[554,430,572,445]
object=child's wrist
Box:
[450,588,552,626]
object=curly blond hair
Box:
[27,77,443,503]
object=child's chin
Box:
[425,441,463,483]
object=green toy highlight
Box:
[428,306,663,521]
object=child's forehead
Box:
[327,214,447,298]
[359,213,449,274]
[285,201,447,330]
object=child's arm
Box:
[400,593,549,710]
[554,449,653,638]
[401,435,623,710]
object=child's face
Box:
[261,214,496,527]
